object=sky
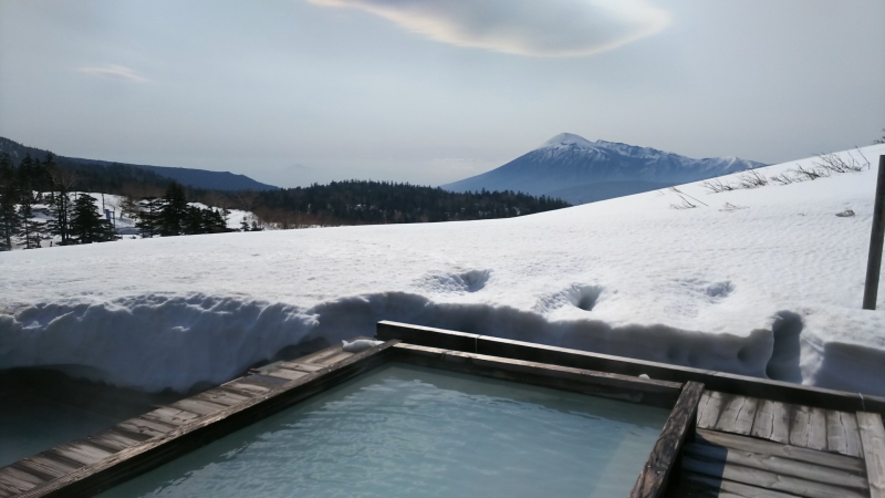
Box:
[0,0,883,188]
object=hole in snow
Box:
[705,281,735,299]
[572,285,603,312]
[533,284,606,313]
[460,270,491,293]
[416,269,491,294]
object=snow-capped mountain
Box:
[442,133,766,204]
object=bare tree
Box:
[234,190,260,212]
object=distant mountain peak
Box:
[443,134,766,205]
[541,133,597,149]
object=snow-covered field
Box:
[2,145,884,396]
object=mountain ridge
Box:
[443,133,766,204]
[0,136,279,192]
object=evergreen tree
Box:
[0,154,20,250]
[17,198,44,249]
[35,154,53,199]
[157,182,188,236]
[47,164,77,245]
[15,157,47,249]
[183,205,204,235]
[135,197,161,238]
[70,193,116,243]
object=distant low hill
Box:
[0,136,278,192]
[443,133,766,204]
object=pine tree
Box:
[70,193,116,243]
[47,164,77,245]
[0,154,21,250]
[17,198,44,249]
[157,182,188,236]
[135,197,161,238]
[15,157,47,249]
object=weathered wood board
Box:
[1,340,391,498]
[858,411,885,498]
[629,382,704,498]
[377,321,885,414]
[392,342,683,408]
[751,399,791,444]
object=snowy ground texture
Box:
[2,145,885,396]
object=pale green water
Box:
[101,364,668,498]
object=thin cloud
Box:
[308,0,670,57]
[78,64,150,83]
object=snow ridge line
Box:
[3,293,882,395]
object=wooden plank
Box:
[141,407,202,428]
[714,395,758,435]
[826,410,863,457]
[790,405,811,448]
[116,417,176,438]
[681,471,803,498]
[696,429,865,472]
[171,398,228,417]
[629,381,704,498]
[299,346,353,366]
[393,343,683,408]
[87,429,145,452]
[15,456,79,480]
[237,373,290,389]
[7,464,51,484]
[697,390,725,429]
[858,411,885,498]
[13,339,398,498]
[377,321,885,414]
[377,321,481,351]
[195,389,251,407]
[49,442,115,466]
[0,467,43,495]
[263,368,308,382]
[684,441,868,491]
[105,426,152,444]
[682,454,867,498]
[807,407,828,451]
[752,399,791,444]
[308,350,354,366]
[221,381,269,396]
[279,362,324,373]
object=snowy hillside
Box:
[1,145,884,397]
[6,193,254,249]
[443,133,765,204]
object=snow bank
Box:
[2,145,885,394]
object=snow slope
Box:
[443,133,765,204]
[1,145,884,395]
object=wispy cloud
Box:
[308,0,670,57]
[77,64,150,83]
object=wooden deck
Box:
[2,320,884,498]
[376,321,885,498]
[670,391,885,498]
[0,341,386,498]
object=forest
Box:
[0,151,570,249]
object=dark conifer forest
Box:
[0,144,570,249]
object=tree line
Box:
[246,180,570,228]
[0,152,117,250]
[133,182,229,237]
[0,153,231,250]
[1,152,571,250]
